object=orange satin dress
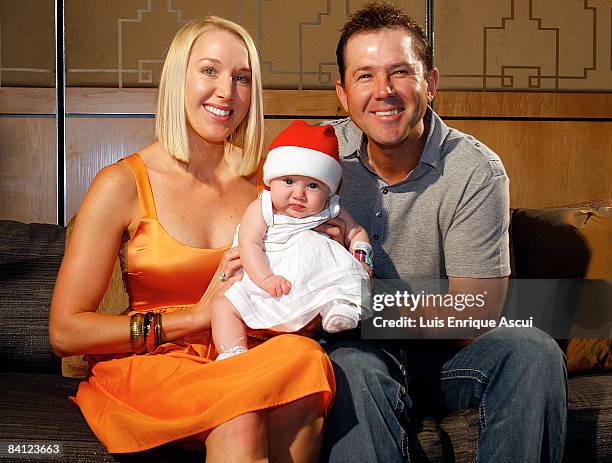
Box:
[73,153,335,453]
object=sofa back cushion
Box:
[0,220,65,374]
[511,205,611,373]
[511,206,610,279]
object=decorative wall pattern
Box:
[0,0,610,91]
[435,0,612,91]
[257,0,424,89]
[0,0,55,87]
[64,0,424,89]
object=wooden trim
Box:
[0,87,56,114]
[66,87,156,114]
[63,88,612,119]
[263,90,346,116]
[58,88,612,119]
[435,91,612,119]
[1,87,610,119]
[62,88,347,116]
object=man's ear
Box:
[336,79,349,113]
[426,68,439,103]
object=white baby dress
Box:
[225,190,371,332]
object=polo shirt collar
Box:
[419,106,448,173]
[338,118,363,159]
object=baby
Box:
[212,121,372,360]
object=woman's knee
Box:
[207,411,268,454]
[272,394,325,426]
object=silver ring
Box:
[219,271,229,282]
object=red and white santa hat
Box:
[264,120,341,196]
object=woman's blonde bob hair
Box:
[156,17,263,176]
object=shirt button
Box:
[382,188,389,194]
[373,234,379,240]
[375,211,383,217]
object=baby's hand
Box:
[261,275,292,297]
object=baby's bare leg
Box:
[211,296,248,360]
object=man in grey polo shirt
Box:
[320,4,567,462]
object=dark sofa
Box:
[0,204,610,462]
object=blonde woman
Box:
[50,17,334,462]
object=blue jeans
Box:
[321,327,567,462]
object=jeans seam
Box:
[394,382,410,459]
[439,368,489,463]
[401,427,410,461]
[474,398,487,463]
[440,368,490,384]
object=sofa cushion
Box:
[563,374,612,462]
[0,373,200,462]
[0,373,609,461]
[511,207,610,279]
[0,220,64,374]
[409,374,612,462]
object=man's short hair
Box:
[336,2,433,84]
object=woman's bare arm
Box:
[49,162,236,357]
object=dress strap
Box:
[260,190,274,226]
[123,153,157,219]
[328,194,341,219]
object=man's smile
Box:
[371,108,404,117]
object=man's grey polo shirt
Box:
[330,107,511,281]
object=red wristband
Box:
[144,312,156,353]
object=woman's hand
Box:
[190,247,243,329]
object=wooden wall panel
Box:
[63,89,612,119]
[65,88,346,117]
[435,92,612,119]
[0,88,56,114]
[65,118,155,220]
[446,120,612,208]
[64,117,321,219]
[0,88,609,223]
[0,117,56,223]
[264,119,325,148]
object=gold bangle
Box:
[130,313,146,354]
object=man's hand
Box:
[247,315,323,341]
[260,274,292,297]
[295,315,323,338]
[360,261,373,277]
[314,217,347,246]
